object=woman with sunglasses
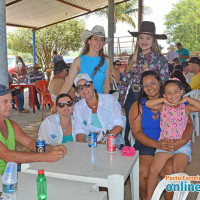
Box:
[112,60,123,85]
[60,25,112,95]
[73,73,125,145]
[38,93,75,144]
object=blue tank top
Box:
[79,55,107,93]
[141,98,161,141]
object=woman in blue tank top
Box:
[129,71,193,200]
[60,25,112,95]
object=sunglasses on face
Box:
[116,64,121,66]
[57,101,73,108]
[76,81,93,92]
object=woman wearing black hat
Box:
[118,21,169,147]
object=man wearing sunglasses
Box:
[73,73,125,147]
[0,84,66,175]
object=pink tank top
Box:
[159,103,188,140]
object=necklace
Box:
[87,101,97,109]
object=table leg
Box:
[130,156,139,200]
[108,174,124,200]
[30,86,35,113]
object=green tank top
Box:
[0,119,15,175]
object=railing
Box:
[104,35,200,63]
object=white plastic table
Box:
[21,142,139,200]
[0,172,107,200]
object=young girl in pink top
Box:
[145,78,200,199]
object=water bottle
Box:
[17,78,20,84]
[2,162,18,200]
[37,169,47,200]
[24,77,28,84]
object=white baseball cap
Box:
[74,73,92,86]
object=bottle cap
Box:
[2,162,18,184]
[38,169,44,175]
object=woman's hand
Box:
[170,139,185,151]
[157,139,173,151]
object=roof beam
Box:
[56,0,90,12]
[36,0,131,30]
[6,0,23,7]
[6,23,36,29]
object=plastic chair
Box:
[13,96,19,113]
[197,192,200,200]
[151,173,191,200]
[183,89,200,143]
[35,80,54,120]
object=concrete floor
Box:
[10,90,200,199]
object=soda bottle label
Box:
[3,183,17,194]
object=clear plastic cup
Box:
[2,162,18,200]
[2,162,17,184]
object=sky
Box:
[83,0,180,53]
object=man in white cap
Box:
[0,84,66,175]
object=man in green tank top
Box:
[0,84,67,174]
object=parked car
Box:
[8,55,27,82]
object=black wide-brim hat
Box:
[128,21,167,40]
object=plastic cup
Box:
[2,162,18,184]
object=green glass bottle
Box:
[37,169,47,200]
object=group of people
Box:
[1,20,200,200]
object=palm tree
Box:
[88,0,151,33]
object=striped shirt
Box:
[28,71,45,83]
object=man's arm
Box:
[179,54,190,59]
[0,142,65,163]
[4,120,67,163]
[178,49,190,59]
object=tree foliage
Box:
[7,19,85,69]
[164,0,200,51]
[89,0,151,32]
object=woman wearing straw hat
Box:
[60,25,112,95]
[118,21,169,147]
